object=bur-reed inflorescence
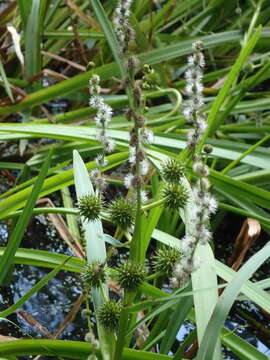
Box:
[113,0,135,55]
[107,197,136,230]
[183,41,207,149]
[97,300,122,329]
[81,261,107,288]
[88,72,115,192]
[113,1,154,208]
[117,260,146,291]
[153,247,182,276]
[78,194,103,222]
[161,158,185,184]
[170,41,217,288]
[163,183,189,210]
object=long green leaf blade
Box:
[197,242,270,359]
[0,149,53,284]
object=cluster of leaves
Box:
[1,1,270,360]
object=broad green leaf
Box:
[73,150,113,360]
[192,244,221,359]
[73,150,106,262]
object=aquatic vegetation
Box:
[0,1,270,360]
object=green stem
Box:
[242,0,264,47]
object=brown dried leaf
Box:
[228,218,261,271]
[0,335,18,342]
[36,198,84,259]
[17,311,53,339]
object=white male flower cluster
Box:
[124,123,154,193]
[170,40,217,287]
[170,157,217,288]
[89,74,115,191]
[113,0,135,54]
[89,74,115,153]
[183,41,207,149]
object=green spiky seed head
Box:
[81,261,107,288]
[117,261,146,291]
[161,159,185,184]
[108,198,135,230]
[153,247,182,275]
[97,300,122,329]
[78,194,103,222]
[163,184,189,210]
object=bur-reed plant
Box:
[0,1,270,360]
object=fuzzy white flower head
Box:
[129,146,136,164]
[124,173,134,189]
[103,138,115,153]
[199,227,212,244]
[188,55,195,67]
[174,262,184,277]
[208,196,218,214]
[90,169,107,191]
[193,161,209,177]
[141,129,154,144]
[95,103,113,125]
[181,236,195,255]
[140,159,149,175]
[89,95,103,109]
[183,106,193,122]
[141,190,149,203]
[197,119,207,134]
[195,82,204,94]
[89,74,101,95]
[131,189,148,204]
[95,153,108,168]
[113,0,134,53]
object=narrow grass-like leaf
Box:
[0,339,172,360]
[25,0,48,79]
[0,29,261,115]
[0,152,128,220]
[198,26,262,151]
[160,287,193,354]
[0,58,14,102]
[197,242,270,359]
[89,0,127,80]
[0,257,71,318]
[17,0,33,30]
[0,248,84,273]
[215,260,270,314]
[0,149,53,284]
